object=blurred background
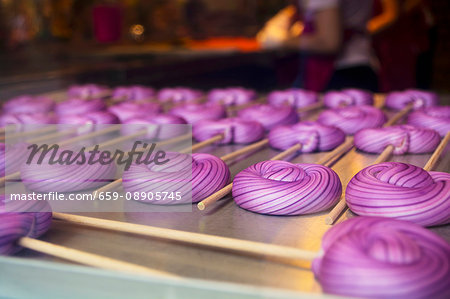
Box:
[0,0,449,98]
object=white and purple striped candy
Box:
[232,161,342,215]
[0,142,29,176]
[354,125,441,154]
[157,87,203,103]
[55,98,106,116]
[208,87,257,106]
[324,89,373,108]
[268,121,345,153]
[238,104,299,130]
[111,85,155,101]
[193,118,264,144]
[123,153,230,204]
[268,88,318,108]
[346,162,450,227]
[408,106,450,137]
[385,89,438,111]
[67,84,110,99]
[121,114,187,140]
[313,216,450,299]
[318,105,386,135]
[3,95,54,114]
[108,102,162,122]
[170,103,226,125]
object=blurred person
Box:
[370,0,435,91]
[258,0,377,92]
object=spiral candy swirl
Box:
[121,114,187,140]
[318,105,386,135]
[354,125,441,154]
[67,84,110,99]
[111,85,155,101]
[170,103,226,124]
[157,87,203,103]
[123,153,230,204]
[408,106,450,137]
[324,89,373,108]
[108,102,162,122]
[268,88,318,108]
[232,161,342,215]
[193,118,264,144]
[385,89,438,111]
[313,216,450,299]
[268,121,345,153]
[346,162,450,226]
[208,87,257,106]
[55,98,106,116]
[3,95,54,114]
[238,104,299,130]
[0,113,56,131]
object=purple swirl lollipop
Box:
[157,87,203,103]
[3,95,54,114]
[0,195,52,239]
[0,142,29,176]
[111,85,155,101]
[170,102,226,125]
[237,104,299,130]
[121,114,187,140]
[269,121,345,153]
[323,89,373,108]
[123,152,230,204]
[318,105,386,135]
[313,216,450,299]
[0,113,56,131]
[346,162,450,226]
[67,84,110,99]
[55,98,106,116]
[408,106,450,137]
[354,125,441,154]
[108,102,162,122]
[0,213,35,255]
[268,88,318,108]
[193,118,265,144]
[232,161,342,215]
[385,89,438,111]
[207,87,257,106]
[20,148,117,192]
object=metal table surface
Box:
[8,94,450,296]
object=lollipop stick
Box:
[197,143,303,210]
[423,131,450,171]
[59,125,121,146]
[220,139,269,163]
[52,213,318,262]
[383,102,414,127]
[297,102,324,113]
[180,134,224,154]
[1,126,57,140]
[18,237,176,278]
[317,137,354,167]
[27,128,78,144]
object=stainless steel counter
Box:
[10,96,450,296]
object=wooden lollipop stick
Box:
[325,144,395,225]
[197,143,303,211]
[26,128,79,144]
[316,137,354,167]
[220,139,269,163]
[52,213,318,262]
[297,102,324,113]
[384,102,414,127]
[180,134,225,154]
[1,126,57,140]
[423,131,450,171]
[325,133,449,225]
[59,125,121,146]
[18,237,177,278]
